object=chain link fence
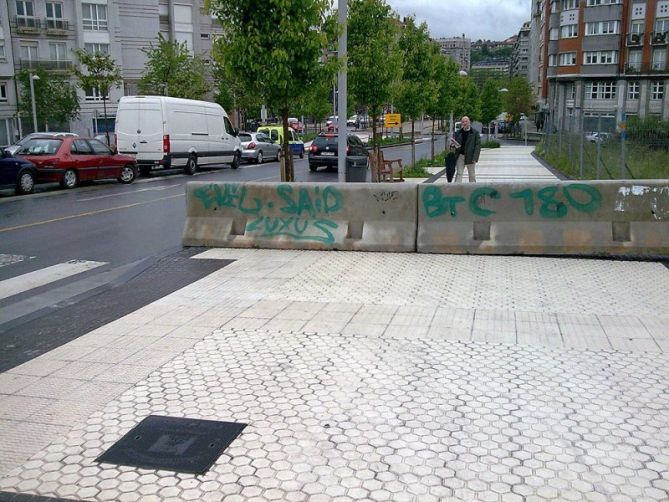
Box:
[536,113,669,180]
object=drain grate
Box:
[96,415,247,475]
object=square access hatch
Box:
[96,415,247,475]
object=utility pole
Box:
[336,0,347,182]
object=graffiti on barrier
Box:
[193,184,343,244]
[423,184,602,219]
[373,191,400,203]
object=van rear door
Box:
[116,98,164,163]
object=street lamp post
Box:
[497,88,508,139]
[29,73,40,133]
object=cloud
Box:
[387,0,531,40]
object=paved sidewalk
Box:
[1,248,668,501]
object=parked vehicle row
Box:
[1,135,136,194]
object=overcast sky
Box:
[387,0,532,41]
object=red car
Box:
[15,136,137,189]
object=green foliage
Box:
[211,54,262,124]
[208,0,337,181]
[433,57,460,120]
[402,163,431,178]
[453,76,481,121]
[503,76,534,124]
[348,0,401,143]
[17,69,80,130]
[481,140,501,148]
[138,34,210,99]
[627,116,669,147]
[395,17,435,122]
[73,48,122,99]
[479,79,503,126]
[471,44,513,64]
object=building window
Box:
[16,0,37,27]
[19,43,38,63]
[548,54,558,66]
[49,42,67,61]
[561,24,578,38]
[627,49,642,70]
[84,43,109,55]
[656,18,669,33]
[0,42,5,60]
[568,82,576,99]
[651,81,664,99]
[0,83,7,102]
[627,81,640,99]
[82,3,107,31]
[583,50,618,64]
[652,48,667,70]
[587,0,620,4]
[562,0,579,9]
[550,28,559,40]
[631,20,644,34]
[46,2,65,28]
[558,52,577,65]
[585,81,616,99]
[85,87,103,101]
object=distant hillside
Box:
[471,45,513,64]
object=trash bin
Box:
[345,158,369,182]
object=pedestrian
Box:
[450,116,481,182]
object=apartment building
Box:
[435,35,471,72]
[538,0,669,132]
[0,0,223,145]
[511,21,532,78]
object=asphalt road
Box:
[0,136,445,334]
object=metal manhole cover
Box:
[96,415,247,474]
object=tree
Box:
[503,76,534,126]
[17,69,80,133]
[208,0,337,182]
[348,0,401,158]
[138,34,210,100]
[211,51,262,129]
[480,78,503,141]
[453,75,481,122]
[426,52,458,160]
[73,48,122,144]
[395,17,436,167]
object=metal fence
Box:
[538,113,669,180]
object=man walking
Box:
[452,116,481,182]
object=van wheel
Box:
[185,154,198,175]
[60,169,78,189]
[118,164,137,184]
[231,153,240,169]
[256,151,263,164]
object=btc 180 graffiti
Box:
[422,184,602,219]
[192,183,344,244]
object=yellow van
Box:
[256,126,305,158]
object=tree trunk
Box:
[281,108,294,182]
[411,119,415,169]
[431,119,435,161]
[371,114,380,174]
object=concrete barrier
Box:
[417,180,669,257]
[183,182,417,252]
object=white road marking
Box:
[0,254,31,268]
[77,185,178,202]
[0,259,106,300]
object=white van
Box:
[115,96,241,176]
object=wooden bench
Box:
[369,150,404,183]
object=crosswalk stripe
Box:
[0,260,106,301]
[0,254,30,268]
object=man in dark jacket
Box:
[451,116,481,182]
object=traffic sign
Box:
[385,113,401,128]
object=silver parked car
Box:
[239,131,281,164]
[5,132,78,155]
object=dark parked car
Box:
[0,149,38,194]
[308,133,369,172]
[15,136,137,189]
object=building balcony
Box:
[19,59,74,72]
[624,64,641,74]
[14,16,41,34]
[626,33,643,46]
[650,31,668,46]
[45,19,70,35]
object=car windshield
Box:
[17,139,61,155]
[313,135,338,147]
